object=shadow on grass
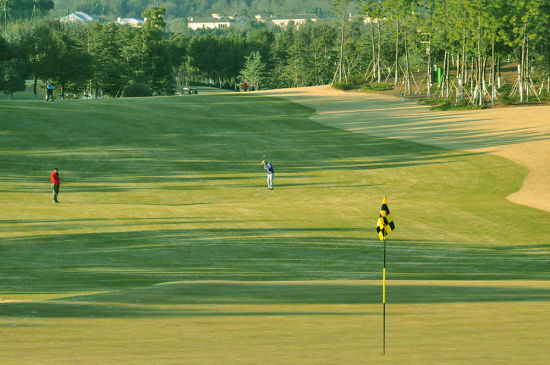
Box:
[3,281,550,318]
[1,225,550,318]
[0,301,374,318]
[1,227,550,294]
[66,281,550,305]
[266,91,550,151]
[0,93,495,186]
[0,218,244,233]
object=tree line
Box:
[332,0,549,105]
[0,6,341,99]
[1,1,549,105]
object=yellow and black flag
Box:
[376,196,395,241]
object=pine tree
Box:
[239,51,266,90]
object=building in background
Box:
[116,17,144,27]
[271,14,319,28]
[187,14,232,30]
[59,11,95,23]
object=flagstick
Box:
[382,236,387,355]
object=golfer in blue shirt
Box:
[262,160,274,190]
[46,82,54,103]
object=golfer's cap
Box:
[261,160,266,164]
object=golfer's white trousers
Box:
[267,173,274,189]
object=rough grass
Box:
[1,93,549,363]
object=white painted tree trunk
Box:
[394,20,399,85]
[404,27,411,95]
[377,21,381,82]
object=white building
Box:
[188,16,231,30]
[60,11,95,23]
[116,17,144,27]
[271,14,319,28]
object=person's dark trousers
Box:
[52,184,59,202]
[47,92,54,102]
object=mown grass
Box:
[1,93,549,363]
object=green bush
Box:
[428,100,452,110]
[498,92,517,105]
[331,82,353,91]
[539,89,550,102]
[421,98,446,105]
[422,98,485,110]
[431,100,485,111]
[498,84,513,94]
[360,82,393,92]
[347,74,366,85]
[122,81,152,97]
[331,74,366,91]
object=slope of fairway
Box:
[262,86,550,212]
[1,94,549,363]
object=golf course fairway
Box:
[1,89,549,364]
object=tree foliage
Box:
[2,58,26,97]
[1,0,54,20]
[1,1,549,103]
[239,51,265,90]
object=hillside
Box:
[51,0,335,20]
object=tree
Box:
[0,33,9,61]
[118,23,146,90]
[2,58,26,99]
[332,0,354,83]
[188,34,219,82]
[383,0,418,92]
[284,23,316,87]
[529,0,550,78]
[311,22,338,85]
[269,25,295,88]
[360,0,386,82]
[342,22,369,79]
[87,22,126,97]
[17,19,59,98]
[49,26,92,98]
[142,7,175,95]
[2,0,54,20]
[499,0,549,103]
[248,29,276,72]
[0,34,11,93]
[239,51,266,90]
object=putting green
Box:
[1,92,549,363]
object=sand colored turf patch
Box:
[262,86,550,212]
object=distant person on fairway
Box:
[50,168,60,203]
[46,82,54,103]
[262,160,274,190]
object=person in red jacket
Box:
[50,168,60,203]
